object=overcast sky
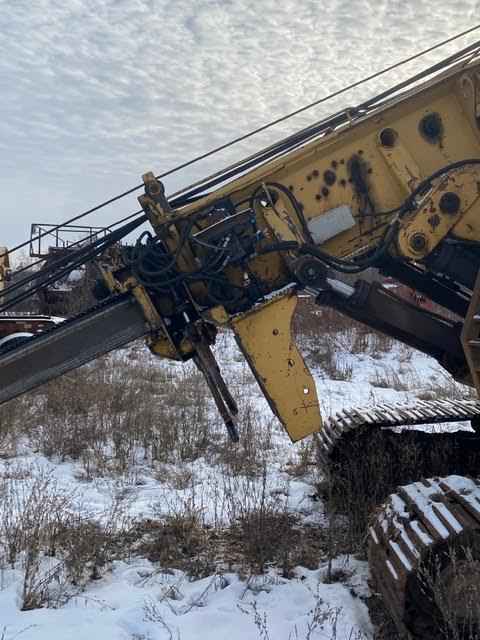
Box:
[1,0,479,251]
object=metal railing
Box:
[29,223,109,258]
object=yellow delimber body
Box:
[105,55,480,442]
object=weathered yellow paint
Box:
[397,167,480,260]
[231,291,321,441]
[130,284,162,330]
[136,59,480,293]
[377,135,422,194]
[104,273,194,362]
[130,284,193,360]
[452,184,480,241]
[167,59,480,263]
[149,335,193,360]
[206,305,230,325]
[261,194,307,245]
[102,55,480,443]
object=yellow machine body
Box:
[101,54,480,441]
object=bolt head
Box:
[439,192,461,215]
[409,233,428,253]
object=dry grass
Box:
[0,462,135,610]
[0,294,475,640]
[239,592,369,640]
[134,465,328,580]
[410,537,480,640]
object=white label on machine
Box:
[307,205,356,244]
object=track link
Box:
[317,398,480,466]
[316,401,480,638]
[369,476,480,639]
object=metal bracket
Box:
[397,167,480,260]
[460,71,480,123]
[231,290,321,441]
[377,132,422,194]
[259,184,306,247]
[138,172,173,230]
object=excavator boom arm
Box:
[2,44,480,443]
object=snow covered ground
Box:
[0,323,474,640]
[0,558,373,640]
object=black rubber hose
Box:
[402,159,480,214]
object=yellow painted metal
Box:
[129,285,162,330]
[459,70,480,130]
[377,135,422,194]
[101,265,193,362]
[149,335,192,360]
[166,59,480,264]
[261,193,306,245]
[206,305,230,325]
[397,168,480,260]
[231,291,321,441]
[129,285,194,360]
[104,56,480,443]
[452,187,480,242]
[139,171,173,228]
[130,60,480,305]
[101,269,122,295]
[138,173,210,306]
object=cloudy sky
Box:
[1,0,479,249]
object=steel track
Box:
[370,475,480,638]
[0,294,149,405]
[317,398,480,465]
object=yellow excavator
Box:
[2,35,480,638]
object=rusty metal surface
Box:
[0,315,59,338]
